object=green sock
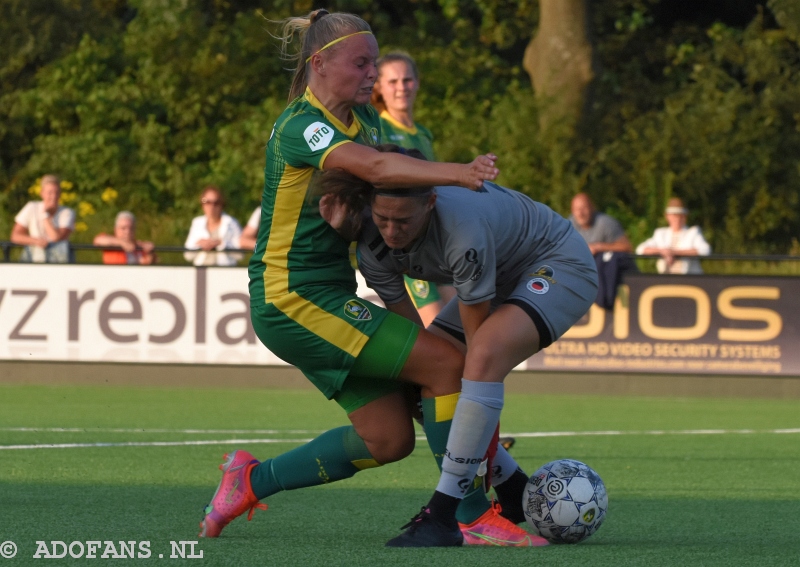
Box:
[249,425,379,500]
[420,395,491,524]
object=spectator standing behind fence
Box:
[569,192,633,254]
[238,207,260,251]
[93,211,156,265]
[184,185,243,266]
[636,197,711,274]
[11,174,75,263]
[569,192,635,309]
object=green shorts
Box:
[251,286,419,412]
[403,275,441,309]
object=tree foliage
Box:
[1,0,798,255]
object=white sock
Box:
[436,379,504,499]
[490,444,519,486]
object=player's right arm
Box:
[324,142,498,191]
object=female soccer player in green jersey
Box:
[198,10,534,547]
[371,52,451,326]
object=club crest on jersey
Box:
[304,122,334,151]
[368,127,379,145]
[343,299,372,320]
[411,280,430,299]
[527,277,550,295]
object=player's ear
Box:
[427,193,436,210]
[310,53,325,75]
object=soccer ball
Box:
[523,459,608,544]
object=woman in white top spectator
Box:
[11,174,75,263]
[184,185,243,266]
[636,197,711,274]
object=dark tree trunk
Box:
[524,0,594,130]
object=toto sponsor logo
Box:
[304,121,334,151]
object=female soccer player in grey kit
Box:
[319,145,599,546]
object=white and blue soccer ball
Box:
[523,459,608,544]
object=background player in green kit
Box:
[371,51,452,326]
[198,10,533,547]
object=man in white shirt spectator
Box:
[636,197,711,274]
[11,174,75,263]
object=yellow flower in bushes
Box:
[101,187,118,204]
[78,201,96,218]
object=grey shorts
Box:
[431,231,597,349]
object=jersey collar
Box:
[380,110,418,135]
[304,87,362,139]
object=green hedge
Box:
[1,0,798,257]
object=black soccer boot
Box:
[385,506,463,548]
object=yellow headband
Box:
[305,31,373,63]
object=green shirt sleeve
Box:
[278,114,354,170]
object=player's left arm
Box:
[446,219,496,346]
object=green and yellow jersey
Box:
[249,87,381,306]
[378,110,435,161]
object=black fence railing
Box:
[1,240,799,268]
[0,241,253,265]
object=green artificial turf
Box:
[1,383,799,566]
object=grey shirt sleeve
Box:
[445,219,497,304]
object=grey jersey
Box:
[358,183,574,305]
[569,212,624,245]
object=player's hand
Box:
[461,153,499,190]
[319,193,362,241]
